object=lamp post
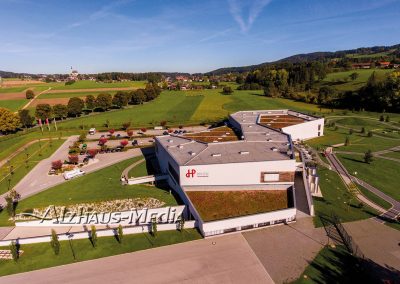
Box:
[67,233,76,260]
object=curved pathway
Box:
[326,153,400,223]
[121,158,145,180]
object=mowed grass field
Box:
[0,157,180,226]
[337,154,399,202]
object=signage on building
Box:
[185,169,209,178]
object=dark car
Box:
[163,131,169,135]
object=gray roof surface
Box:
[156,110,302,166]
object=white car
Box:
[63,169,85,180]
[88,128,96,135]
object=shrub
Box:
[68,155,79,164]
[120,140,129,147]
[52,160,63,170]
[126,129,134,138]
[117,224,123,244]
[151,218,157,237]
[87,149,98,158]
[50,229,60,255]
[140,128,147,133]
[122,122,131,130]
[10,241,19,262]
[25,89,34,99]
[99,137,108,145]
[160,120,167,127]
[90,225,98,248]
[109,129,115,135]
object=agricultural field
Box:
[321,69,393,91]
[0,100,27,111]
[51,80,146,90]
[55,89,332,130]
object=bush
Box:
[50,229,60,255]
[10,241,19,262]
[90,225,98,248]
[87,149,98,158]
[122,122,131,130]
[68,155,79,164]
[25,89,34,99]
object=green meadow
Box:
[0,100,27,111]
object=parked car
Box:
[163,131,169,135]
[63,169,85,180]
[132,140,138,146]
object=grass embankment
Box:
[128,159,154,177]
[313,167,378,227]
[294,245,376,284]
[0,139,65,195]
[0,129,75,161]
[358,185,392,210]
[0,229,201,277]
[186,190,289,222]
[0,157,180,226]
[337,154,399,202]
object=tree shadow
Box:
[340,156,365,164]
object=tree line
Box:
[0,83,161,134]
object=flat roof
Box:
[155,110,319,166]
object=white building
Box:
[155,110,324,236]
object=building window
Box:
[168,162,180,184]
[318,132,321,137]
[223,228,237,234]
[241,225,254,231]
[318,124,321,130]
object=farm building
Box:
[155,110,324,236]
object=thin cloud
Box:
[228,0,273,33]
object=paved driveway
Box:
[0,234,273,284]
[243,217,326,283]
[343,219,400,271]
[0,138,143,206]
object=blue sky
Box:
[1,0,399,74]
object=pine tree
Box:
[151,218,158,237]
[10,241,19,262]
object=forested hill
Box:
[207,44,400,75]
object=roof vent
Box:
[271,147,278,152]
[211,153,222,157]
[189,151,196,156]
[239,151,249,155]
[266,138,272,141]
[178,145,183,149]
[213,140,219,143]
[248,125,253,128]
[167,139,173,143]
[225,132,230,135]
[265,133,270,136]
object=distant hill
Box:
[207,44,400,75]
[0,70,37,78]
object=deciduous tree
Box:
[18,109,34,128]
[67,97,84,117]
[35,104,53,120]
[0,107,20,133]
[53,104,68,119]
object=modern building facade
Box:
[155,110,324,236]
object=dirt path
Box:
[121,158,145,179]
[21,87,52,110]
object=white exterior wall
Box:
[201,208,296,237]
[282,118,324,141]
[180,160,296,186]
